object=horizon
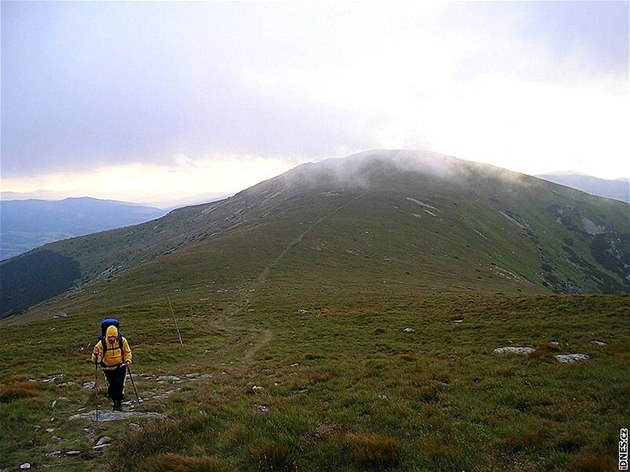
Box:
[1,153,629,209]
[2,2,628,206]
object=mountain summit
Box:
[1,150,629,319]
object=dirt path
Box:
[243,328,275,364]
[221,191,367,363]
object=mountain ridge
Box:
[536,173,629,203]
[0,197,167,260]
[1,150,629,320]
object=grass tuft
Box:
[503,429,548,451]
[569,450,616,472]
[115,419,186,469]
[0,381,39,403]
[346,432,400,469]
[309,370,335,384]
[138,453,226,472]
[250,437,297,471]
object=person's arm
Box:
[122,337,132,365]
[91,341,102,364]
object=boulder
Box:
[95,436,111,447]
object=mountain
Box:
[536,173,629,203]
[0,197,167,260]
[1,150,629,319]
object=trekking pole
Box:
[126,364,142,405]
[94,361,100,422]
[167,296,184,347]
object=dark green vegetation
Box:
[1,151,629,470]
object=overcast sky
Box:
[2,1,628,207]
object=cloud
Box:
[1,154,296,207]
[1,1,628,203]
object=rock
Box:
[452,319,464,323]
[66,450,81,456]
[252,385,265,393]
[556,353,590,363]
[95,436,111,446]
[591,340,607,346]
[53,311,67,318]
[493,347,535,355]
[128,423,142,432]
[69,410,166,422]
[20,464,31,470]
[257,405,270,414]
[403,327,415,333]
[156,375,180,383]
[83,381,95,389]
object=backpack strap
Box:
[119,336,126,363]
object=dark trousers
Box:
[104,366,126,403]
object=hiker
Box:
[91,325,132,411]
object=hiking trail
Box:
[226,191,367,362]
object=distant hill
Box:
[536,173,629,203]
[0,197,167,260]
[1,151,629,319]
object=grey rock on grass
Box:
[69,410,166,422]
[493,347,535,355]
[556,353,590,363]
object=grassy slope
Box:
[3,151,629,320]
[1,290,628,471]
[2,152,629,470]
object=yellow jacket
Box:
[91,328,132,370]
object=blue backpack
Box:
[99,318,123,357]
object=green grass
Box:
[1,292,628,471]
[2,152,629,470]
[4,152,630,319]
